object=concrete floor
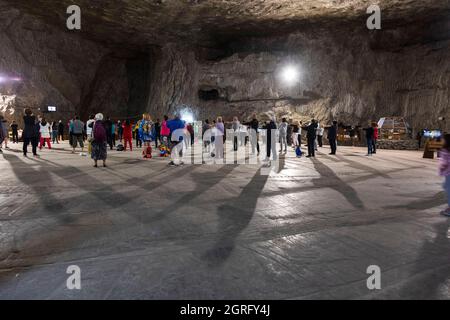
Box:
[0,141,449,300]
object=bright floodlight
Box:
[181,110,194,123]
[0,76,5,83]
[281,65,300,85]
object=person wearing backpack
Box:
[71,116,85,154]
[91,113,107,168]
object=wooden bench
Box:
[423,140,444,159]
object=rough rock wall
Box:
[0,2,150,125]
[147,29,449,132]
[0,4,103,123]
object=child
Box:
[159,136,171,157]
[139,113,154,159]
[439,134,450,217]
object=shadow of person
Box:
[2,153,74,223]
[330,154,391,179]
[140,165,237,225]
[203,168,269,267]
[276,153,286,174]
[312,157,366,210]
[383,191,446,211]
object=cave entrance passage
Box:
[199,89,219,101]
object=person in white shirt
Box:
[279,118,288,153]
[39,118,52,150]
[86,114,96,154]
[86,114,95,138]
[232,116,240,151]
[317,125,324,148]
[315,122,322,150]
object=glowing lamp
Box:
[281,65,300,85]
[181,110,194,123]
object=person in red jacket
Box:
[122,119,133,151]
[372,122,379,154]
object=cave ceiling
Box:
[2,0,449,50]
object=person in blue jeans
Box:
[363,122,375,156]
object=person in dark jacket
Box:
[154,119,161,149]
[103,117,113,150]
[248,115,260,155]
[328,121,338,155]
[10,121,19,143]
[22,108,38,157]
[363,121,375,156]
[57,120,64,141]
[264,119,277,162]
[306,119,318,158]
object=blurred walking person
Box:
[439,134,450,216]
[0,116,8,150]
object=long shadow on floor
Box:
[325,154,391,179]
[383,191,446,211]
[203,168,269,267]
[312,157,366,210]
[2,153,74,224]
[139,165,238,225]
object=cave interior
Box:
[0,0,449,132]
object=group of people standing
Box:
[363,122,379,156]
[2,109,381,164]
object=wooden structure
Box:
[378,117,411,140]
[423,140,444,159]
